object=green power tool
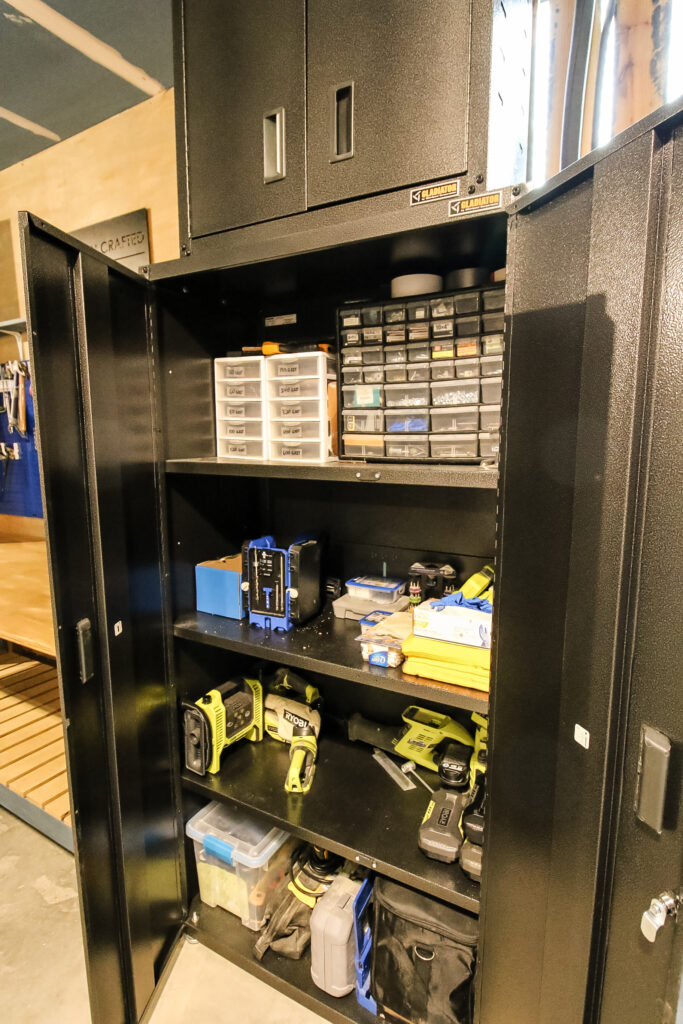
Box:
[347,705,474,772]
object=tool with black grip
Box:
[182,676,263,776]
[418,740,473,863]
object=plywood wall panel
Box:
[0,88,179,319]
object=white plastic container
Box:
[270,439,334,461]
[384,382,431,407]
[270,418,324,441]
[345,576,406,603]
[479,354,504,376]
[218,379,263,401]
[385,435,430,459]
[269,398,322,420]
[218,399,264,420]
[430,406,479,433]
[215,357,268,459]
[186,802,297,930]
[430,433,479,459]
[269,376,327,400]
[480,377,503,404]
[218,419,265,440]
[217,438,266,459]
[267,352,336,380]
[479,404,502,431]
[216,355,266,381]
[431,378,481,407]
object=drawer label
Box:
[226,406,245,417]
[277,363,300,376]
[449,191,502,217]
[281,404,302,416]
[226,366,245,377]
[280,446,302,457]
[227,384,247,397]
[281,424,302,438]
[226,424,246,437]
[228,443,247,456]
[410,177,460,205]
[279,382,301,396]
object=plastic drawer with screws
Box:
[341,329,362,347]
[480,377,503,404]
[342,409,385,433]
[429,433,479,459]
[385,363,408,383]
[454,291,481,315]
[343,433,385,458]
[384,382,431,407]
[361,346,384,365]
[407,322,430,342]
[384,303,406,324]
[407,363,431,382]
[384,345,408,364]
[431,339,456,360]
[455,337,480,359]
[431,318,454,338]
[342,348,363,365]
[385,435,430,459]
[455,315,481,337]
[363,365,385,384]
[384,409,430,433]
[482,288,505,311]
[482,311,504,333]
[454,357,480,379]
[430,296,455,318]
[481,333,504,356]
[430,406,480,433]
[362,326,383,344]
[431,378,480,407]
[407,341,430,363]
[342,367,363,385]
[431,360,456,381]
[384,326,407,345]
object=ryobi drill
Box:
[263,667,322,794]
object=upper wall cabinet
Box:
[182,0,306,237]
[306,0,471,207]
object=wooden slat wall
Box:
[0,651,70,827]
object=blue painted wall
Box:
[0,373,43,518]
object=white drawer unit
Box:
[214,356,268,459]
[266,351,338,462]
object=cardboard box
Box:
[412,598,491,649]
[195,554,245,619]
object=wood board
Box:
[0,652,70,827]
[0,538,55,657]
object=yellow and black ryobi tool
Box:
[262,666,322,794]
[182,676,263,776]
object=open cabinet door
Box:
[482,106,682,1024]
[20,214,185,1024]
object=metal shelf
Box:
[166,456,498,489]
[173,606,489,715]
[182,732,480,915]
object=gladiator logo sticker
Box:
[449,191,502,217]
[410,178,460,205]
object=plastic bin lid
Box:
[186,801,290,868]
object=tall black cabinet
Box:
[20,103,683,1024]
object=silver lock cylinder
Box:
[640,891,679,943]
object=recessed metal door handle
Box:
[263,107,286,183]
[331,82,354,162]
[640,891,679,942]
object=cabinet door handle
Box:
[263,107,286,183]
[331,82,354,162]
[75,617,94,684]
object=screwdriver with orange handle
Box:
[241,342,331,356]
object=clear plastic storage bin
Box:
[362,346,384,365]
[219,420,264,440]
[385,363,408,383]
[340,309,362,328]
[431,340,456,360]
[384,304,406,323]
[384,345,407,364]
[269,398,321,419]
[480,377,503,404]
[385,435,429,459]
[270,419,324,441]
[407,323,430,342]
[481,333,504,355]
[341,329,362,346]
[454,357,480,379]
[362,306,383,325]
[430,296,455,318]
[362,327,383,344]
[431,360,456,380]
[455,338,480,358]
[384,382,431,407]
[479,354,504,376]
[342,367,363,385]
[217,438,267,460]
[342,348,363,365]
[479,431,501,458]
[343,409,385,433]
[407,300,431,321]
[267,352,336,380]
[270,439,334,461]
[431,378,480,406]
[384,408,430,433]
[219,380,263,401]
[407,341,430,362]
[384,326,407,345]
[363,366,385,384]
[186,802,296,930]
[482,311,504,333]
[269,376,326,400]
[342,384,384,408]
[455,315,481,337]
[482,288,505,311]
[430,433,479,459]
[346,576,406,602]
[216,356,265,380]
[432,319,454,338]
[219,400,263,420]
[407,363,430,382]
[454,292,481,315]
[343,434,385,458]
[430,405,480,433]
[480,404,502,431]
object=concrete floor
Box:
[0,807,326,1024]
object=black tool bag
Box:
[371,878,478,1024]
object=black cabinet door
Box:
[181,0,306,237]
[482,111,682,1024]
[306,0,471,207]
[21,214,185,1024]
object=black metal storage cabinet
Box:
[174,0,527,248]
[20,103,682,1024]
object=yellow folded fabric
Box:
[402,633,490,671]
[403,657,490,693]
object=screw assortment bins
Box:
[337,284,505,463]
[266,352,338,462]
[215,356,268,459]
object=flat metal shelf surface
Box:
[174,606,489,715]
[166,457,498,489]
[186,896,376,1024]
[182,733,480,914]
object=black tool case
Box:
[20,100,683,1024]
